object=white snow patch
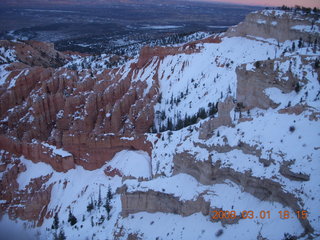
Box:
[42,143,72,157]
[106,150,151,179]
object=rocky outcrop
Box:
[135,35,221,69]
[120,189,210,218]
[0,40,158,172]
[280,161,310,181]
[0,40,66,67]
[173,152,313,235]
[61,134,152,170]
[236,57,300,110]
[0,152,53,227]
[225,10,320,43]
[199,97,235,139]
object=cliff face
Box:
[0,40,160,172]
[0,152,53,227]
[120,189,210,218]
[226,10,320,43]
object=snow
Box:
[261,9,286,17]
[208,25,231,29]
[42,143,72,157]
[56,110,64,119]
[106,150,151,179]
[291,25,320,33]
[154,36,280,131]
[13,156,124,240]
[120,136,134,140]
[257,19,267,24]
[0,47,16,63]
[0,64,11,86]
[140,25,182,30]
[117,180,304,240]
[8,70,24,89]
[246,62,255,71]
[125,173,206,201]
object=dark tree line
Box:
[158,102,218,132]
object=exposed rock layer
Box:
[173,152,313,234]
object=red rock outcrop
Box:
[0,40,66,67]
[0,152,53,227]
[0,40,158,172]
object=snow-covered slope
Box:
[0,8,320,240]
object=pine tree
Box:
[190,115,197,124]
[176,118,184,130]
[167,118,173,131]
[209,103,218,116]
[158,93,162,103]
[197,108,207,119]
[57,229,66,240]
[104,185,113,220]
[161,111,166,121]
[52,213,59,230]
[295,82,301,93]
[87,197,94,212]
[68,210,77,226]
[315,58,320,69]
[104,199,111,220]
[107,185,112,201]
[298,38,303,48]
[228,85,231,94]
[98,185,102,208]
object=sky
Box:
[211,0,320,8]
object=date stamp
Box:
[211,210,308,220]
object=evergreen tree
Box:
[107,185,112,201]
[87,197,94,212]
[104,199,111,220]
[295,82,301,93]
[167,118,173,131]
[190,115,197,124]
[184,114,190,127]
[57,229,66,240]
[176,118,184,130]
[68,210,77,226]
[98,215,105,225]
[98,185,102,208]
[315,58,320,69]
[209,103,218,116]
[160,111,166,121]
[298,38,303,48]
[228,85,232,94]
[158,93,162,103]
[197,108,207,119]
[52,213,59,230]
